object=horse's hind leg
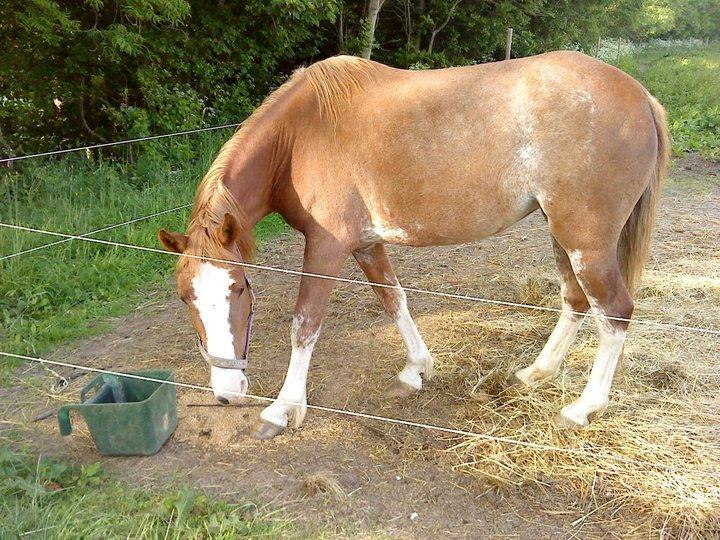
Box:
[353,244,433,397]
[554,246,633,429]
[513,238,589,387]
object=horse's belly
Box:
[365,188,539,247]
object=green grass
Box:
[0,132,287,381]
[619,44,720,160]
[0,445,284,538]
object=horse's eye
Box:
[180,296,188,305]
[236,286,245,296]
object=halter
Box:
[196,275,255,370]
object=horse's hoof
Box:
[552,411,586,431]
[508,372,530,389]
[385,379,419,399]
[252,420,285,440]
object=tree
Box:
[0,0,339,155]
[7,0,697,159]
[360,0,387,59]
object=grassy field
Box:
[0,134,289,538]
[0,444,284,538]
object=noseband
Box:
[196,275,255,370]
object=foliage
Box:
[0,0,339,156]
[0,132,288,382]
[629,0,720,40]
[2,0,716,157]
[336,0,645,68]
[0,2,708,155]
[619,44,720,159]
[0,445,283,538]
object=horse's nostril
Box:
[217,397,230,405]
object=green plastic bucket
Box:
[58,370,178,456]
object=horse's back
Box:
[292,53,660,248]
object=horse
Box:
[158,51,669,440]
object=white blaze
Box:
[192,262,248,402]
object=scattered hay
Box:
[418,272,720,537]
[298,472,347,501]
[516,276,559,307]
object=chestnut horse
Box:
[159,52,669,439]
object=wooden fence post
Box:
[505,27,513,60]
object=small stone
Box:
[395,475,402,481]
[410,512,418,521]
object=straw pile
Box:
[422,274,720,537]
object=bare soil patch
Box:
[3,155,719,538]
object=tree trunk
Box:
[414,0,425,50]
[360,0,384,59]
[0,125,15,168]
[78,97,107,143]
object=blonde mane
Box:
[305,55,377,124]
[183,56,377,270]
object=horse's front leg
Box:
[253,238,348,440]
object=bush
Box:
[619,45,720,159]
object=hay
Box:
[419,269,720,537]
[298,472,347,501]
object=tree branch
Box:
[427,0,461,54]
[78,97,108,143]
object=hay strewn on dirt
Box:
[429,271,720,536]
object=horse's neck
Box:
[223,126,282,227]
[221,78,306,226]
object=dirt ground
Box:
[3,156,719,538]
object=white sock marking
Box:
[260,316,317,427]
[393,287,432,389]
[561,310,626,425]
[515,305,583,385]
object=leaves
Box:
[0,0,338,155]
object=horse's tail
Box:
[617,92,670,296]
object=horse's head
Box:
[158,213,254,405]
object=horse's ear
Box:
[217,213,240,248]
[158,229,189,254]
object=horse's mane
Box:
[182,56,376,269]
[304,55,377,124]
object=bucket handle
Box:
[59,378,104,436]
[60,376,124,437]
[80,377,106,403]
[57,404,81,436]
